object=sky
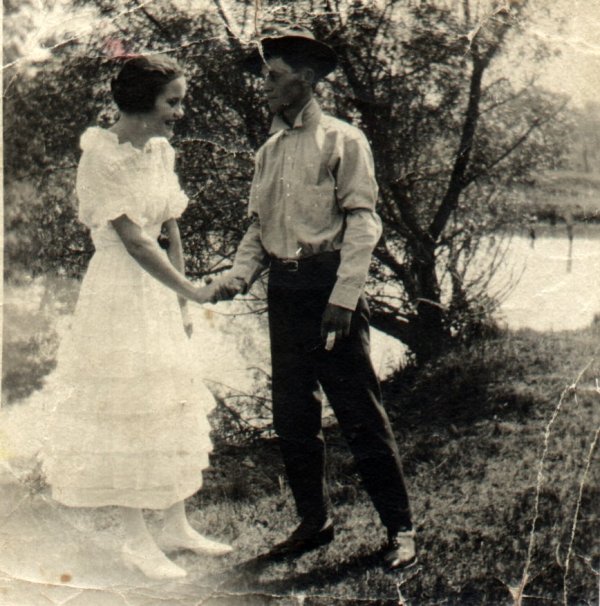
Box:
[529,0,600,107]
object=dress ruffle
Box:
[33,127,215,509]
[77,128,188,229]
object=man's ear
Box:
[300,66,316,86]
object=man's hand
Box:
[208,275,247,302]
[321,303,353,350]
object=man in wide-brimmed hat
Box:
[213,25,416,569]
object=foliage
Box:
[1,276,76,404]
[315,1,570,361]
[1,323,59,404]
[4,0,571,362]
[569,100,600,173]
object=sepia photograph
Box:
[1,1,599,604]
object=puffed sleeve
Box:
[160,140,188,220]
[76,129,148,229]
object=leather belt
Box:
[269,250,340,273]
[271,258,300,272]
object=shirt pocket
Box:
[295,184,339,232]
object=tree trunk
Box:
[371,239,448,364]
[407,240,447,363]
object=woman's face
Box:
[143,76,187,139]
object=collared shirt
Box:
[232,98,382,310]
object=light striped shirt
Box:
[232,98,382,310]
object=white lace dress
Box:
[41,127,216,509]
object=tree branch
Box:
[479,81,533,116]
[388,179,432,245]
[212,0,244,51]
[429,53,486,241]
[465,101,568,186]
[368,299,417,347]
[373,243,409,283]
[132,0,175,42]
[429,2,527,241]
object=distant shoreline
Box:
[516,170,600,224]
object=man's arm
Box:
[214,215,269,299]
[212,147,270,301]
[330,132,382,310]
[320,132,382,345]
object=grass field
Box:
[2,281,599,604]
[187,327,600,605]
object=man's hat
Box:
[241,25,337,79]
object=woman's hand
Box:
[189,284,218,305]
[209,275,246,301]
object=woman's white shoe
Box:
[122,543,188,580]
[157,529,233,556]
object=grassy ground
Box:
[184,327,599,605]
[2,284,599,604]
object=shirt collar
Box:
[269,98,322,135]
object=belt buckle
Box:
[281,259,299,272]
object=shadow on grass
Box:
[384,334,544,430]
[214,547,415,603]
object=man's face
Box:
[261,57,307,114]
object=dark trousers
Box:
[267,252,412,532]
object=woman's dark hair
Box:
[110,55,184,114]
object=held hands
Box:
[179,281,224,337]
[180,281,226,337]
[320,303,353,351]
[205,274,246,302]
[186,274,246,306]
[189,284,219,305]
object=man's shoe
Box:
[384,529,417,570]
[268,518,334,558]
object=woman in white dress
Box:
[43,54,231,580]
